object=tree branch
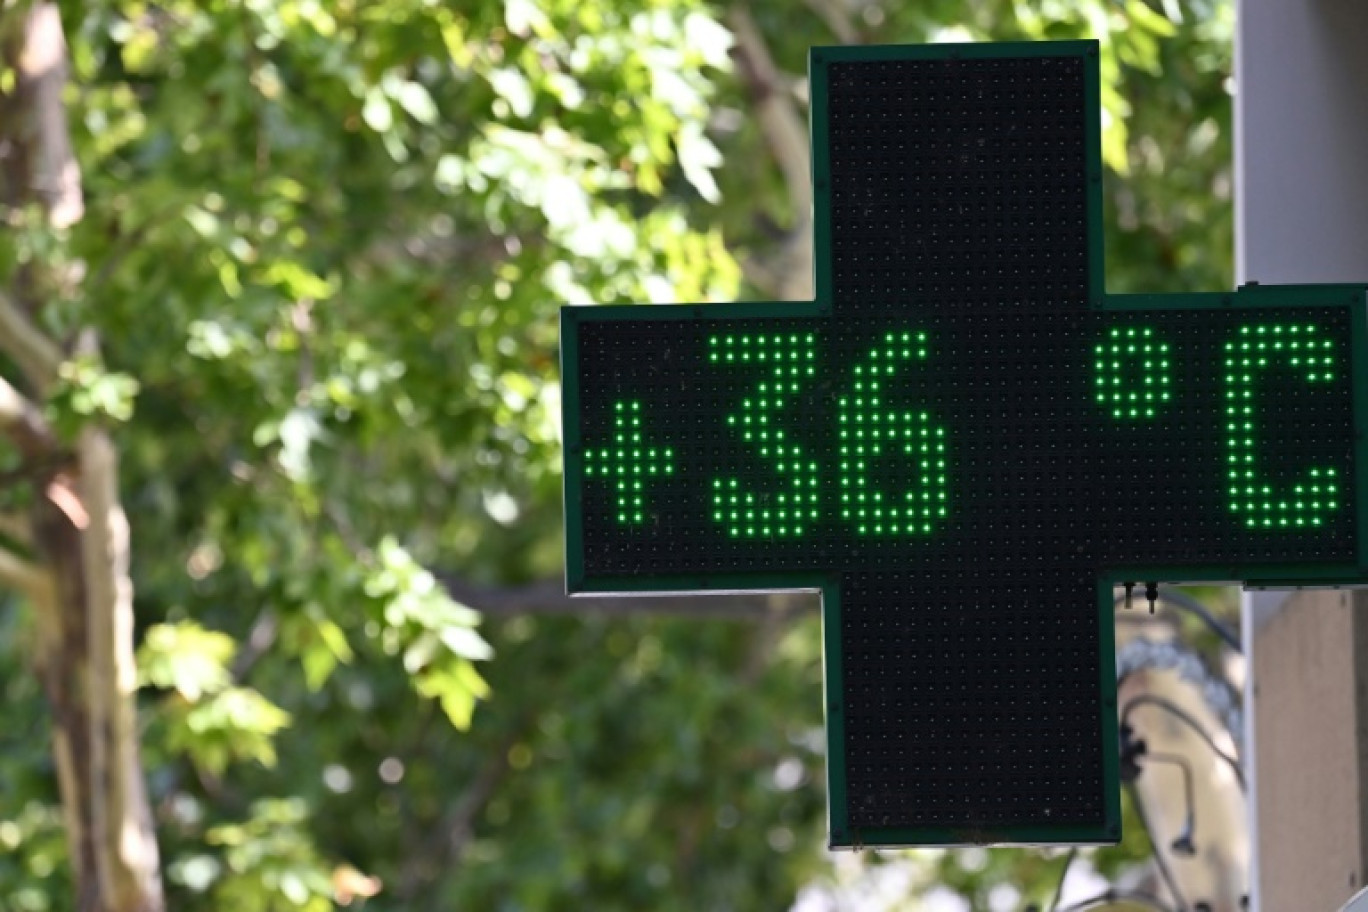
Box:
[0,511,31,547]
[0,540,47,596]
[0,372,37,425]
[87,203,184,295]
[7,4,81,228]
[728,7,811,217]
[444,725,521,868]
[728,5,814,300]
[438,574,816,621]
[3,6,162,910]
[229,609,278,681]
[396,717,524,900]
[803,0,861,45]
[0,291,62,392]
[0,371,56,457]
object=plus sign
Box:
[583,400,675,524]
[561,40,1367,847]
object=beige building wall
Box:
[1238,1,1368,909]
[1250,592,1368,911]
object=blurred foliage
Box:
[0,0,1234,908]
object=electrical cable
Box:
[1116,637,1244,745]
[1126,782,1189,912]
[1036,595,1239,912]
[1112,587,1241,653]
[1141,751,1197,857]
[1047,846,1078,912]
[1121,693,1245,790]
[1053,890,1180,912]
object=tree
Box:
[0,4,160,909]
[0,1,1237,909]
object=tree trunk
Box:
[0,5,164,910]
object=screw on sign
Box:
[559,40,1368,848]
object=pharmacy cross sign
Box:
[559,40,1368,847]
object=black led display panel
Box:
[560,40,1368,847]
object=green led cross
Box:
[583,400,674,524]
[563,39,1368,852]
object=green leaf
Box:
[138,622,236,701]
[1127,0,1178,36]
[361,88,393,133]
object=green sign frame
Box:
[561,39,1368,848]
